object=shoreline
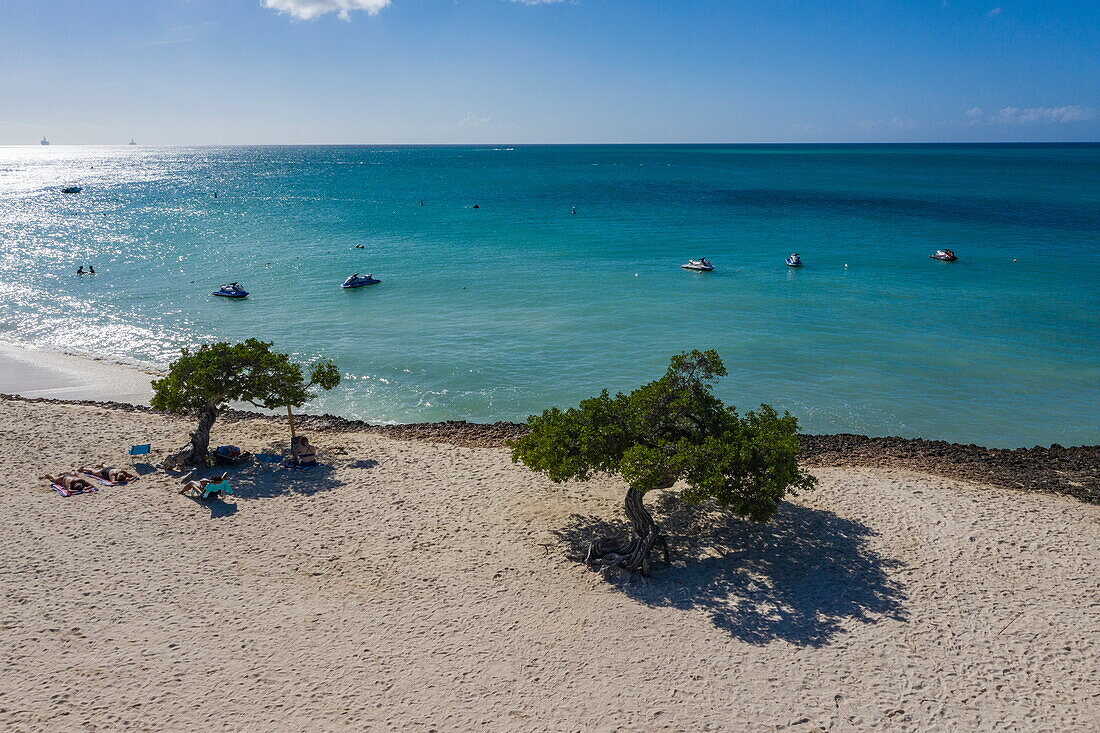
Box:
[0,340,156,404]
[1,341,1096,503]
[4,392,1096,504]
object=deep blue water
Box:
[1,144,1097,447]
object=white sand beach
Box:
[1,396,1097,731]
[0,342,154,404]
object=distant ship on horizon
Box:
[129,138,136,146]
[40,135,49,146]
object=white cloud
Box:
[457,113,493,127]
[987,106,1096,125]
[852,117,919,131]
[987,7,1002,17]
[138,36,195,48]
[261,0,565,20]
[260,0,392,21]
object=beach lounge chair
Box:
[181,478,234,500]
[129,444,151,458]
[199,480,233,499]
[212,445,252,466]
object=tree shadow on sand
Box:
[175,463,343,502]
[553,496,908,646]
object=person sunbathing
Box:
[291,435,318,466]
[43,473,93,492]
[81,465,136,483]
[179,473,232,499]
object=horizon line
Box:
[7,140,1100,147]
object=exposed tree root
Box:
[581,487,670,579]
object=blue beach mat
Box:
[81,472,137,486]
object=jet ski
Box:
[681,258,714,272]
[786,253,803,267]
[61,186,82,194]
[930,249,957,262]
[342,274,380,289]
[212,283,249,298]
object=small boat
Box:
[41,136,49,146]
[61,186,82,194]
[786,253,803,267]
[681,258,714,272]
[342,274,380,289]
[212,283,249,298]
[128,138,137,146]
[930,249,957,262]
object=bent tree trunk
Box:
[164,398,220,469]
[287,405,298,455]
[584,486,670,577]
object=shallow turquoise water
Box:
[1,144,1097,447]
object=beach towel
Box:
[254,453,283,463]
[51,482,98,497]
[201,481,233,498]
[81,472,137,486]
[284,460,319,471]
[181,480,232,500]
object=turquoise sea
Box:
[0,144,1097,447]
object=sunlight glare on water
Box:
[0,144,1097,447]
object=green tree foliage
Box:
[510,350,815,574]
[151,339,341,467]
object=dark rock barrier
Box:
[798,433,1098,505]
[4,393,1095,504]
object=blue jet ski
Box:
[342,274,380,289]
[786,253,803,267]
[212,283,249,298]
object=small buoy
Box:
[1013,258,1018,262]
[634,273,639,277]
[844,264,848,268]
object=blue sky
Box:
[1,0,1097,144]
